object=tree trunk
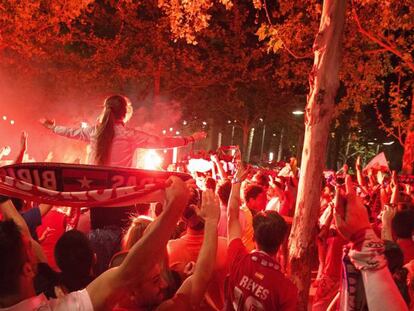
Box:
[246,127,255,163]
[277,128,284,161]
[288,1,346,310]
[242,123,249,159]
[402,90,414,174]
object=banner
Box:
[0,163,191,207]
[363,152,389,172]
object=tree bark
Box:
[242,122,249,159]
[246,127,255,163]
[288,1,346,310]
[277,128,284,161]
[402,90,414,174]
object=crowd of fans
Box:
[0,95,413,310]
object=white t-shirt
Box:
[0,289,93,311]
[53,123,185,168]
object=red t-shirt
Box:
[397,239,414,264]
[226,238,298,311]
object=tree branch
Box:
[352,4,414,73]
[262,0,313,60]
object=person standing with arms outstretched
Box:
[40,94,207,274]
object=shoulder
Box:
[49,289,93,311]
[227,238,248,265]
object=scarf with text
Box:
[0,162,191,207]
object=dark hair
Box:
[95,95,129,165]
[244,184,265,203]
[253,211,287,255]
[205,177,217,192]
[0,220,28,296]
[217,180,231,206]
[11,197,25,212]
[392,209,414,239]
[253,172,269,188]
[182,188,204,231]
[54,230,94,291]
[384,240,404,273]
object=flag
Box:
[0,163,191,207]
[363,152,389,172]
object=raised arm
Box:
[0,198,30,237]
[334,176,408,311]
[171,189,220,308]
[227,162,249,244]
[14,131,27,164]
[86,176,190,311]
[355,156,368,192]
[40,118,94,142]
[211,154,228,180]
[131,129,207,149]
[0,198,47,263]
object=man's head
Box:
[253,211,287,255]
[244,184,267,212]
[252,171,269,189]
[392,209,414,239]
[217,180,231,207]
[182,187,204,231]
[55,230,94,279]
[0,220,35,298]
[134,264,168,307]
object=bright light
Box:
[2,116,6,121]
[175,131,180,135]
[187,159,213,173]
[269,152,274,162]
[383,141,395,146]
[172,147,178,164]
[227,120,231,124]
[272,133,276,137]
[162,129,166,135]
[169,127,173,132]
[292,110,304,115]
[202,121,207,126]
[183,120,187,125]
[10,120,14,125]
[368,142,375,145]
[143,150,163,170]
[81,122,88,129]
[259,118,264,122]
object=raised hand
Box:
[381,204,396,226]
[356,156,362,170]
[164,176,190,210]
[334,175,371,240]
[194,189,220,224]
[39,118,55,129]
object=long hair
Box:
[95,95,129,165]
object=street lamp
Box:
[292,110,304,115]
